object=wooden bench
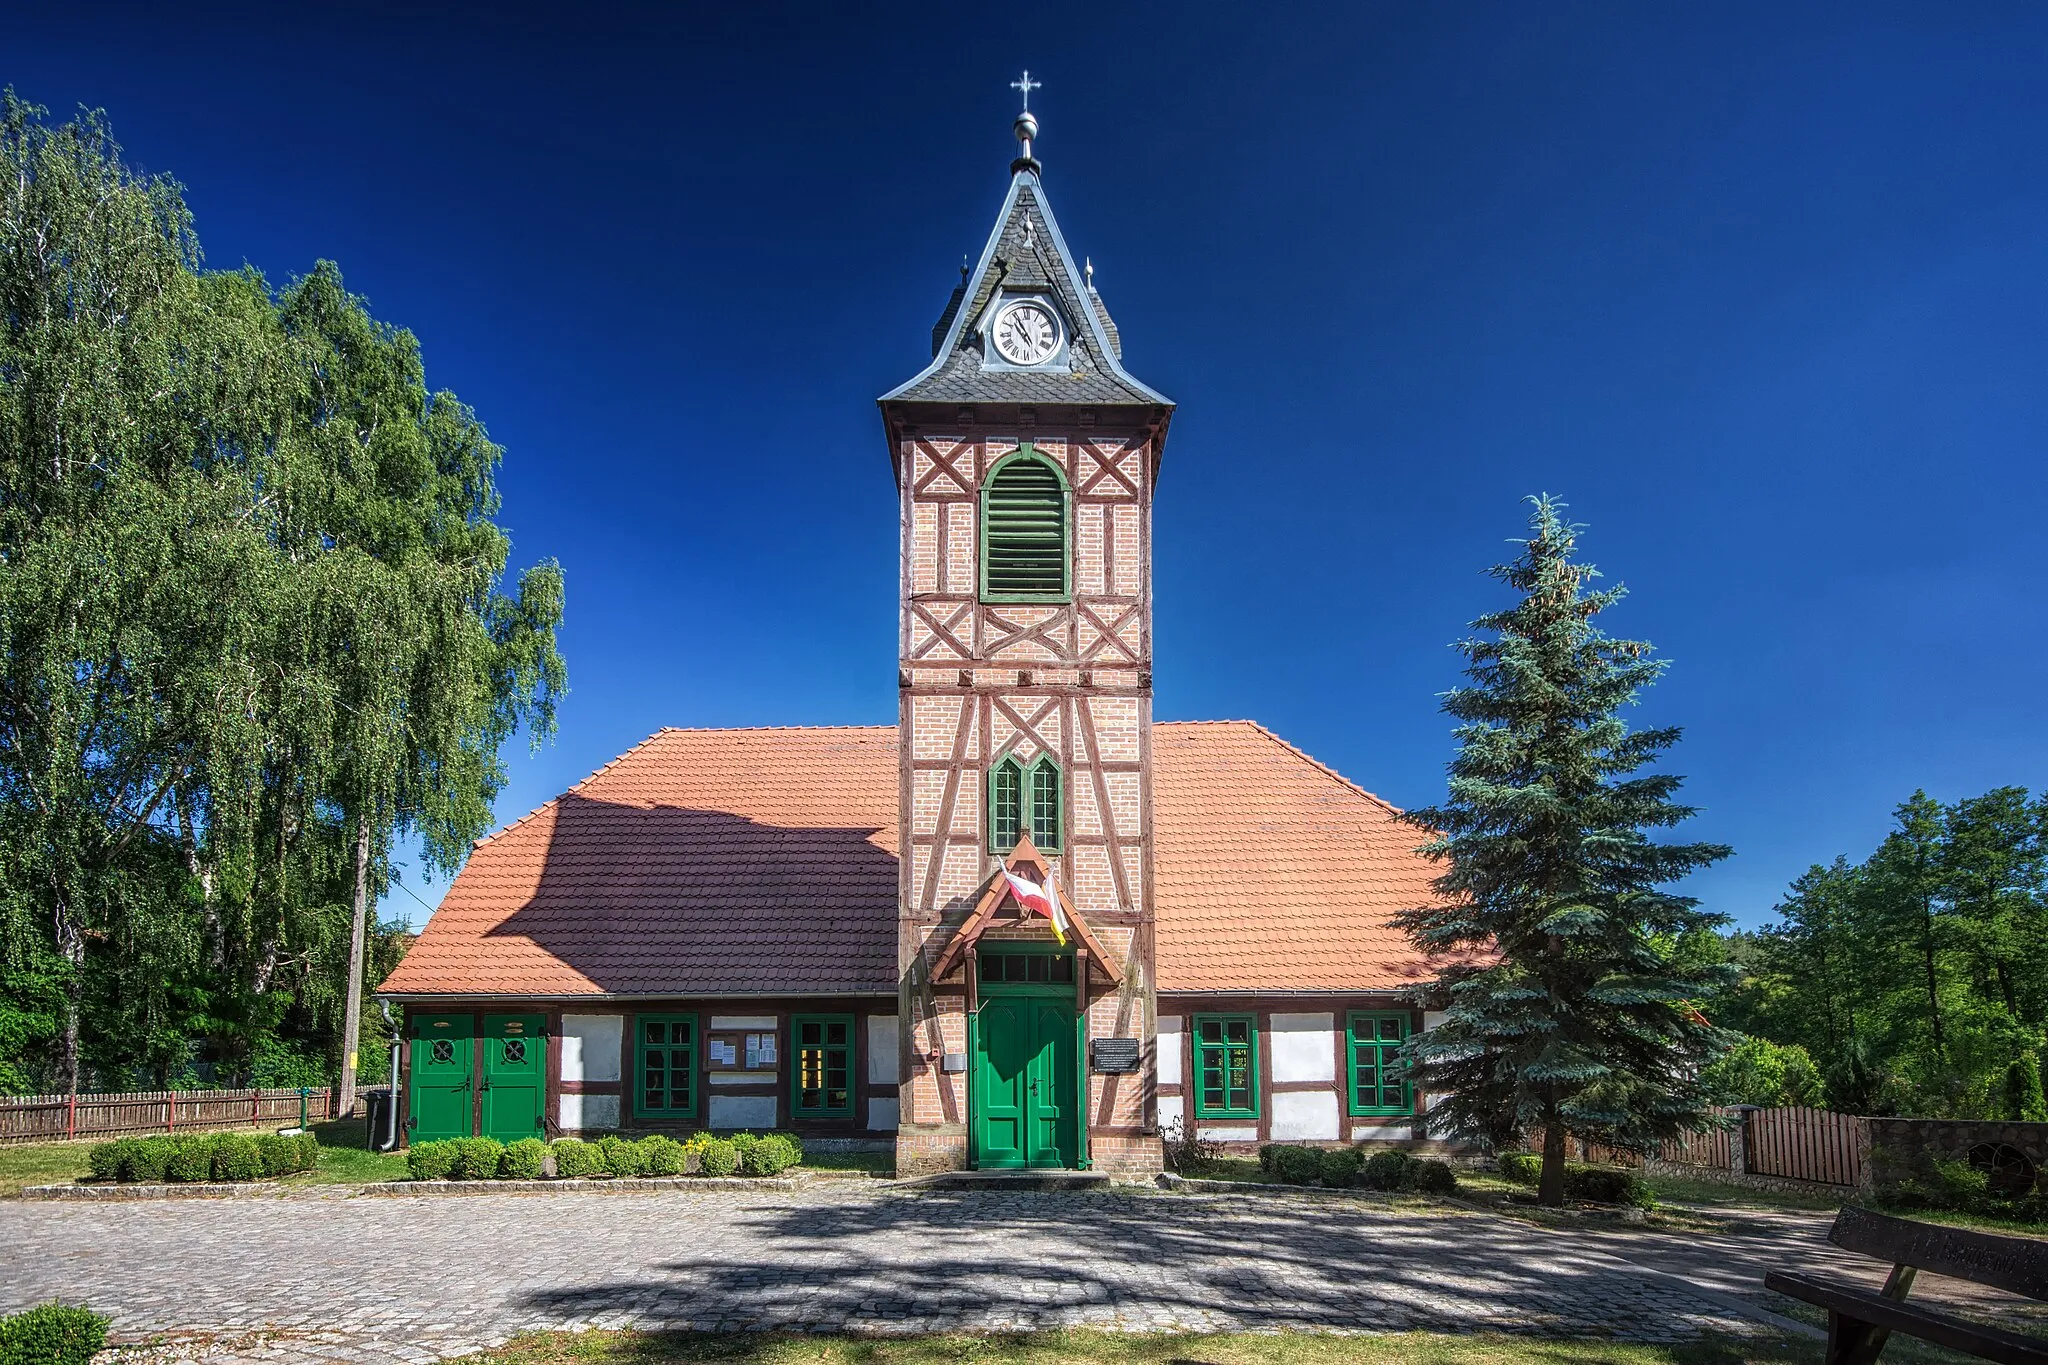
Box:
[1764,1205,2048,1364]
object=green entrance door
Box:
[973,995,1078,1169]
[409,1013,474,1141]
[481,1013,547,1142]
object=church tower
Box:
[880,81,1174,1174]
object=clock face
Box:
[992,300,1060,365]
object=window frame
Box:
[1192,1013,1260,1120]
[791,1013,857,1119]
[632,1012,698,1120]
[988,754,1063,854]
[979,446,1072,604]
[1346,1011,1414,1117]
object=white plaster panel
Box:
[1270,1089,1340,1141]
[1156,1017,1183,1087]
[1353,1121,1418,1142]
[1269,1012,1336,1083]
[1423,1011,1449,1031]
[1197,1124,1259,1143]
[709,1094,777,1129]
[709,1015,777,1030]
[867,1015,900,1085]
[558,1093,620,1131]
[867,1097,900,1132]
[708,1073,776,1086]
[559,1013,624,1083]
[1157,1093,1184,1133]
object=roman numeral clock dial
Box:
[993,300,1059,365]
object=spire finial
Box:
[1010,71,1042,174]
[1084,257,1094,290]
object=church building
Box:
[378,89,1443,1175]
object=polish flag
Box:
[1044,870,1071,947]
[1002,868,1054,918]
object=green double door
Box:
[409,1013,545,1143]
[973,997,1079,1169]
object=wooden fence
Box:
[1660,1118,1734,1171]
[1740,1104,1864,1187]
[0,1088,333,1145]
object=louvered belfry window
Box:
[981,451,1069,600]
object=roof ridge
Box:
[644,724,894,736]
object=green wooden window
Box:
[792,1014,855,1118]
[981,450,1070,601]
[635,1013,696,1119]
[977,951,1075,985]
[1347,1012,1413,1116]
[1193,1014,1258,1119]
[989,755,1062,853]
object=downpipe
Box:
[378,1000,402,1152]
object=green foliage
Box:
[1415,1159,1460,1195]
[498,1137,547,1180]
[85,1141,124,1182]
[294,1130,320,1172]
[699,1138,740,1177]
[548,1137,604,1179]
[209,1133,263,1182]
[638,1135,687,1177]
[2006,1055,2048,1122]
[1699,1036,1824,1108]
[1397,497,1734,1203]
[1256,1144,1280,1175]
[745,1133,801,1176]
[119,1137,175,1183]
[1318,1147,1363,1188]
[1360,1149,1422,1191]
[405,1140,457,1181]
[256,1134,301,1178]
[770,1131,806,1162]
[447,1137,503,1180]
[164,1136,214,1183]
[597,1134,645,1177]
[0,1302,109,1365]
[1563,1165,1656,1209]
[1269,1146,1322,1186]
[1499,1152,1541,1186]
[0,94,564,1096]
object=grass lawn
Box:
[0,1117,406,1195]
[470,1330,1823,1365]
[0,1140,94,1196]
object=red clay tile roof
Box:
[378,721,1441,999]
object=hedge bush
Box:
[210,1133,265,1183]
[699,1137,741,1176]
[1361,1149,1421,1191]
[640,1135,688,1177]
[1256,1143,1281,1175]
[0,1303,109,1365]
[1318,1146,1363,1188]
[164,1135,215,1183]
[1268,1145,1322,1186]
[550,1137,605,1179]
[1416,1158,1459,1195]
[1563,1164,1656,1209]
[1499,1151,1541,1186]
[406,1140,457,1181]
[744,1132,801,1176]
[500,1137,548,1180]
[257,1134,299,1178]
[447,1137,505,1181]
[597,1134,645,1178]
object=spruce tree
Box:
[1397,496,1734,1206]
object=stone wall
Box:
[1865,1117,2048,1194]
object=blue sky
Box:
[14,3,2046,930]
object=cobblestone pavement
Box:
[0,1184,1868,1363]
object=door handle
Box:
[479,1079,491,1092]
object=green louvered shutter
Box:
[983,457,1068,598]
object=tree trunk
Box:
[336,810,371,1119]
[1539,1112,1568,1207]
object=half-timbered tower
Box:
[878,96,1173,1175]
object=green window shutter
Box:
[1193,1014,1258,1119]
[635,1013,697,1119]
[793,1014,855,1118]
[981,453,1069,600]
[1029,757,1062,852]
[1346,1012,1412,1117]
[990,758,1023,852]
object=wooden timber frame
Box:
[928,832,1124,989]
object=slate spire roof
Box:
[881,118,1172,410]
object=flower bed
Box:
[84,1131,319,1184]
[404,1131,803,1182]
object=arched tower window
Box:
[981,448,1070,601]
[988,754,1063,854]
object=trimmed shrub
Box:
[1416,1158,1459,1195]
[256,1134,300,1178]
[1317,1146,1363,1189]
[293,1130,321,1172]
[0,1302,109,1365]
[1498,1151,1541,1186]
[406,1140,457,1182]
[499,1137,547,1180]
[86,1140,125,1182]
[122,1137,176,1183]
[448,1137,505,1181]
[210,1133,264,1182]
[550,1137,605,1179]
[164,1135,216,1183]
[597,1134,645,1178]
[699,1137,741,1177]
[745,1132,800,1176]
[1269,1145,1322,1186]
[639,1135,688,1177]
[1564,1164,1656,1209]
[770,1131,806,1163]
[1361,1149,1422,1192]
[1257,1143,1281,1174]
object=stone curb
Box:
[1156,1172,1403,1198]
[21,1181,293,1201]
[357,1175,804,1195]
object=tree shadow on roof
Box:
[484,794,900,995]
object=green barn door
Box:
[481,1013,546,1142]
[409,1013,475,1141]
[972,994,1077,1170]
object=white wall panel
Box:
[1157,1093,1184,1133]
[1156,1016,1182,1087]
[1197,1124,1259,1142]
[559,1014,623,1083]
[558,1093,620,1131]
[1270,1089,1340,1140]
[709,1094,777,1129]
[709,1015,777,1030]
[867,1015,900,1085]
[1269,1012,1335,1083]
[1353,1121,1417,1142]
[867,1097,900,1131]
[1423,1011,1449,1032]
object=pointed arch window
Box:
[988,754,1063,854]
[981,448,1070,602]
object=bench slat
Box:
[1830,1207,2048,1304]
[1766,1271,2048,1365]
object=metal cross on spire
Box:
[1011,70,1041,112]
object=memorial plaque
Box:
[1091,1037,1142,1074]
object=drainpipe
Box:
[379,1001,402,1152]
